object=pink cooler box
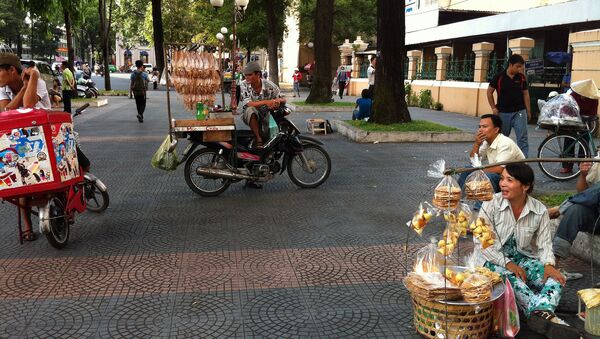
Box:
[0,109,82,199]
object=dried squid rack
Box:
[163,42,235,145]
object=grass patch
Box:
[72,97,97,102]
[535,192,573,207]
[99,90,129,96]
[292,101,354,107]
[346,120,460,132]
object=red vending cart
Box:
[1,108,84,248]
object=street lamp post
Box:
[210,0,249,111]
[216,29,226,109]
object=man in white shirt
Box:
[367,57,376,98]
[458,114,525,193]
[0,53,51,111]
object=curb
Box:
[331,119,475,143]
[72,98,109,109]
[293,106,353,113]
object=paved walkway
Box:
[0,90,597,338]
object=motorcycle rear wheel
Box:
[287,144,331,188]
[84,179,109,212]
[184,148,231,196]
[44,193,70,249]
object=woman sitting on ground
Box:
[49,78,62,108]
[352,89,372,121]
[475,163,571,335]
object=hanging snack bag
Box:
[470,217,496,249]
[437,227,460,256]
[428,160,462,210]
[413,239,441,273]
[445,203,471,237]
[464,154,494,201]
[409,202,437,235]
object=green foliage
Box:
[296,0,376,45]
[418,89,433,109]
[0,1,27,52]
[99,89,129,96]
[114,0,149,49]
[346,119,459,132]
[535,192,572,207]
[433,101,443,111]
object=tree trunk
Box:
[63,8,75,73]
[371,0,410,124]
[98,0,112,90]
[306,0,334,104]
[247,48,251,63]
[265,0,279,86]
[151,0,165,80]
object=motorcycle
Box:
[179,106,331,196]
[76,76,99,98]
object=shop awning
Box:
[124,50,132,56]
[140,50,149,56]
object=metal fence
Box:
[487,52,507,82]
[445,54,475,82]
[416,59,436,80]
[359,63,369,78]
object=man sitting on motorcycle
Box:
[237,62,286,148]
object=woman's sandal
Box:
[22,230,38,242]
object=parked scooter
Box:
[76,76,99,98]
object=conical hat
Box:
[571,79,600,99]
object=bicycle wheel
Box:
[184,148,231,196]
[538,134,589,181]
[85,180,109,213]
[44,193,70,249]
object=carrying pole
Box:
[444,157,600,175]
[163,43,173,143]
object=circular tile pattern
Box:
[244,290,314,337]
[140,226,187,253]
[303,288,380,337]
[180,253,235,290]
[55,257,121,296]
[240,252,295,289]
[1,260,65,298]
[291,250,347,286]
[24,299,100,338]
[102,296,169,338]
[171,294,240,338]
[0,300,35,337]
[122,255,180,293]
[85,227,138,256]
[345,247,404,283]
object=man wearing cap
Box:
[0,53,51,111]
[237,61,285,149]
[548,79,599,281]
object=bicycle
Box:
[537,116,599,181]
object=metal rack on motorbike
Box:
[162,42,331,197]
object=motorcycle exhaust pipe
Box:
[196,167,256,181]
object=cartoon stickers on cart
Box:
[52,123,80,182]
[0,126,53,189]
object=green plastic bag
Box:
[151,135,179,171]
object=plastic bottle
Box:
[203,105,209,120]
[196,102,205,121]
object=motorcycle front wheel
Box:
[184,148,231,196]
[44,193,70,249]
[287,144,331,188]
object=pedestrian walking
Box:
[367,57,376,99]
[337,66,348,100]
[151,71,159,90]
[60,61,74,114]
[292,68,302,97]
[487,54,531,157]
[130,60,149,123]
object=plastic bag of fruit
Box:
[408,201,438,235]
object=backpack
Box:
[131,71,147,95]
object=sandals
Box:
[22,230,38,242]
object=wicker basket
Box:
[411,295,493,339]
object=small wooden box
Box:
[171,118,235,142]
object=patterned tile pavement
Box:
[0,91,597,338]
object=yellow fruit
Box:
[469,222,476,231]
[423,213,431,221]
[438,240,446,246]
[486,238,495,245]
[458,211,466,217]
[455,273,465,284]
[445,268,454,277]
[473,226,483,235]
[476,219,484,227]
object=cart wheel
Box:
[84,179,109,213]
[44,193,70,249]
